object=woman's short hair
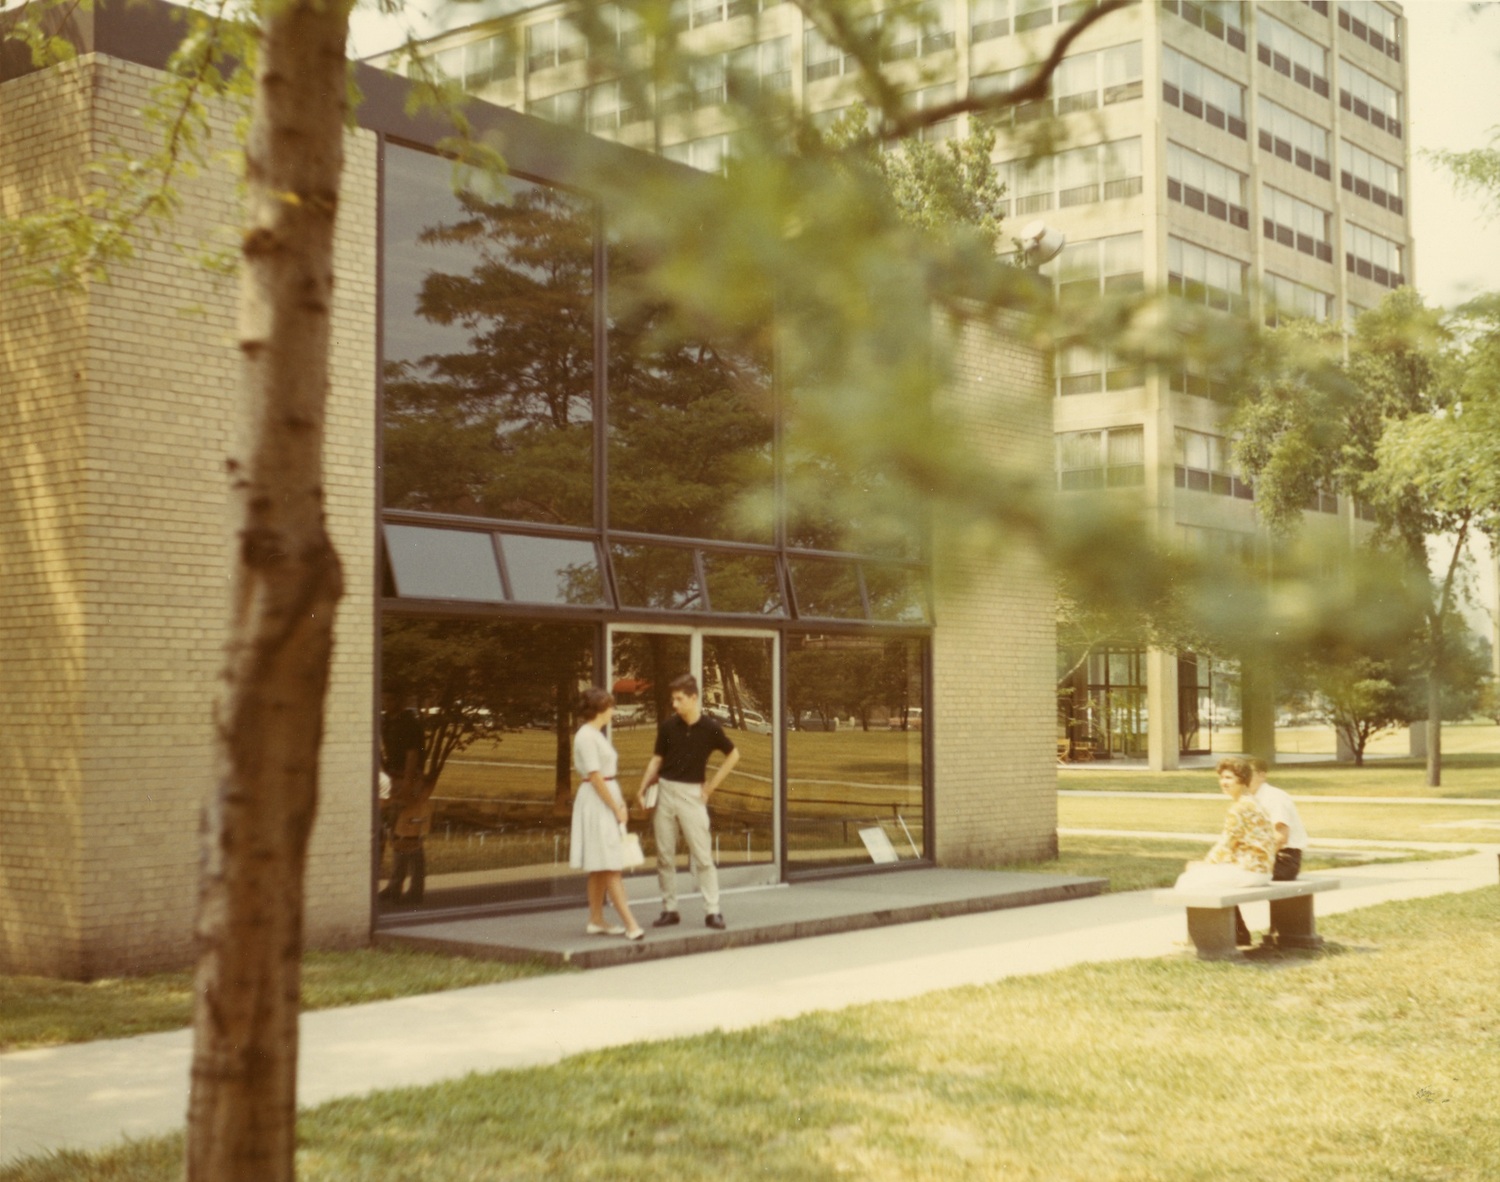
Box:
[578,686,615,719]
[668,673,699,697]
[1215,757,1252,785]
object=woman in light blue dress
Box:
[570,687,645,940]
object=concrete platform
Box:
[374,868,1107,969]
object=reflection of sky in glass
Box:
[502,534,606,606]
[382,143,478,365]
[384,524,504,601]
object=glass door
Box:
[608,626,780,889]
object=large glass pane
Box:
[701,635,776,866]
[501,534,607,606]
[610,543,703,610]
[382,141,594,526]
[702,550,785,615]
[608,631,692,862]
[786,635,925,867]
[863,564,930,623]
[383,525,504,602]
[378,618,595,912]
[606,239,774,543]
[789,557,865,619]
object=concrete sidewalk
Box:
[2,846,1495,1166]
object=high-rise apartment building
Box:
[386,0,1413,766]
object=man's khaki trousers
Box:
[653,777,720,914]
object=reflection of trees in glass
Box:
[783,387,925,557]
[610,543,702,610]
[607,242,774,542]
[382,617,594,810]
[786,635,921,731]
[703,636,774,726]
[611,632,691,724]
[702,552,783,615]
[383,155,594,525]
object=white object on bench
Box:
[1154,877,1340,960]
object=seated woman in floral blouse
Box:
[1174,757,1276,891]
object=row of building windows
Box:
[1262,184,1334,263]
[974,42,1143,123]
[1340,58,1401,137]
[1256,95,1332,179]
[1161,1,1246,51]
[1166,141,1249,229]
[1167,236,1247,314]
[1055,341,1143,396]
[1002,139,1143,216]
[1162,45,1247,138]
[1264,272,1332,325]
[1257,11,1330,97]
[1341,138,1403,213]
[1338,1,1400,61]
[1058,426,1145,490]
[1175,428,1254,499]
[384,524,928,622]
[970,0,1111,44]
[1056,232,1146,304]
[1346,221,1405,289]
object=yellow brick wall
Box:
[931,311,1058,865]
[0,59,94,977]
[0,56,378,976]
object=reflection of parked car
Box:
[708,705,772,734]
[888,707,922,730]
[612,702,649,728]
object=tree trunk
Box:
[186,5,352,1181]
[1426,664,1443,789]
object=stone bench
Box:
[1153,877,1341,960]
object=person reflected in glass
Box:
[1173,757,1275,920]
[379,690,432,906]
[570,688,645,940]
[637,674,740,930]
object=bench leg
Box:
[1268,894,1324,951]
[1185,907,1244,961]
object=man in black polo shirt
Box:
[638,673,740,929]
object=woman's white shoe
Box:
[586,922,626,936]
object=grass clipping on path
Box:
[9,887,1498,1182]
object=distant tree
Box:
[1306,655,1417,767]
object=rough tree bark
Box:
[185,3,353,1180]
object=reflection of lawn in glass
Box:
[417,728,924,873]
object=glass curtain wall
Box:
[380,138,932,915]
[785,635,925,867]
[378,618,594,908]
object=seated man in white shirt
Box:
[1235,756,1311,946]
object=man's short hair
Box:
[668,673,699,698]
[1247,757,1270,776]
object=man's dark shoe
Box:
[652,911,681,927]
[705,913,726,930]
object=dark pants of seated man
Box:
[1234,848,1303,945]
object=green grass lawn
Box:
[0,947,558,1053]
[9,887,1497,1182]
[1062,751,1500,801]
[1205,718,1500,759]
[1058,793,1500,844]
